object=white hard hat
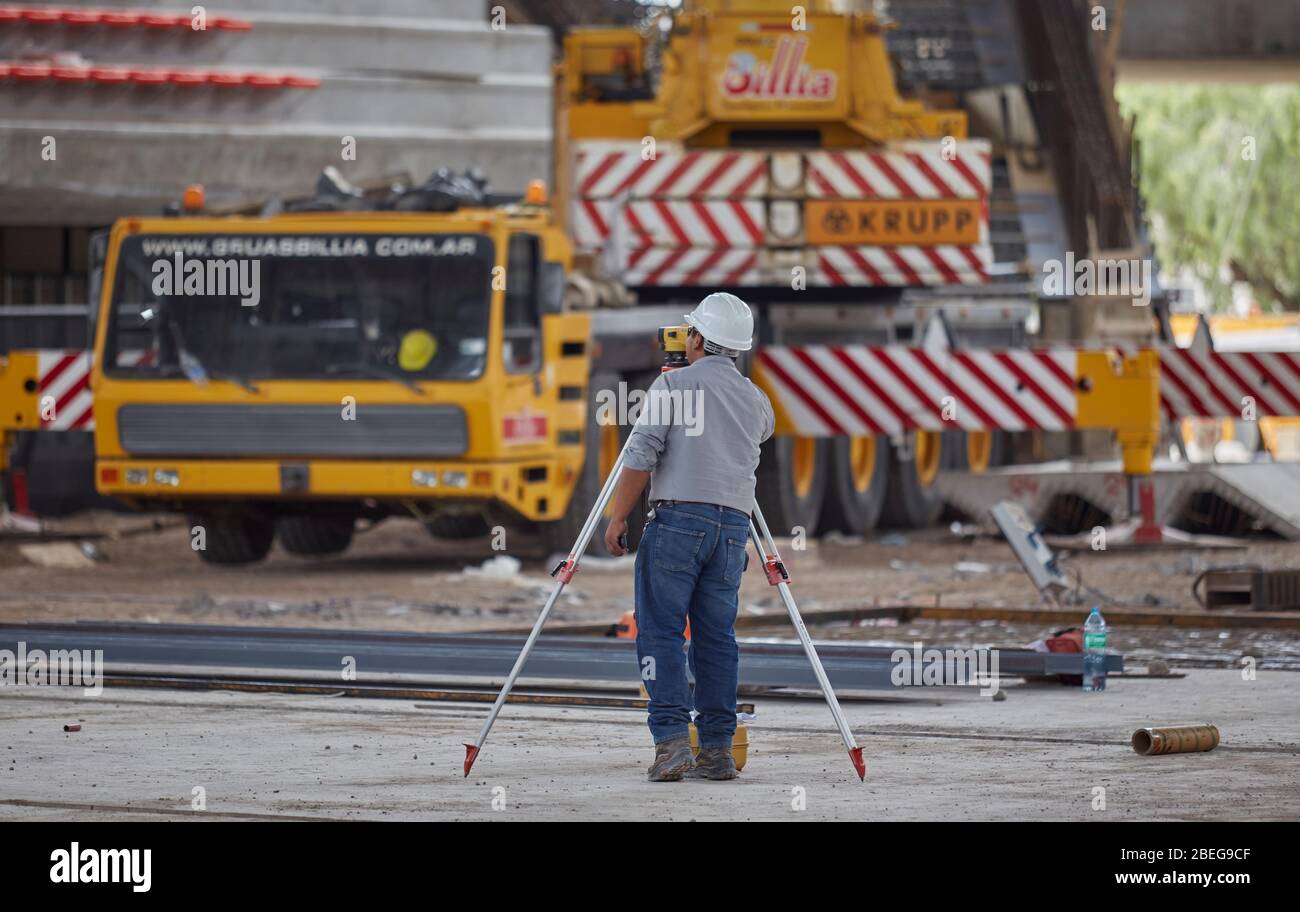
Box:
[683,292,754,352]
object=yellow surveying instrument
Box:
[462,326,866,781]
[657,325,690,371]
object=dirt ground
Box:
[4,511,1300,636]
[2,668,1296,821]
[3,511,1298,822]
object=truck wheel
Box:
[276,516,355,556]
[538,371,647,557]
[756,435,827,536]
[819,435,889,535]
[424,513,489,539]
[880,431,945,528]
[945,429,1006,474]
[189,513,275,565]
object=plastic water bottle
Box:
[1082,607,1108,692]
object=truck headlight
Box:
[411,469,439,488]
[441,470,469,489]
[153,468,180,487]
[125,468,149,485]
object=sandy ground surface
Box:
[3,512,1298,821]
[1,669,1295,821]
[5,512,1300,636]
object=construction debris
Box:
[17,542,95,569]
[1131,724,1220,756]
[1195,567,1300,611]
[990,500,1071,601]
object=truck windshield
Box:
[104,233,494,382]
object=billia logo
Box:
[719,36,836,100]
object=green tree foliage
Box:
[1116,84,1300,311]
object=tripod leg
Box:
[464,453,627,775]
[748,505,865,781]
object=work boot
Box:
[647,736,693,782]
[686,747,738,780]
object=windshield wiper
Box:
[324,361,424,395]
[168,323,260,393]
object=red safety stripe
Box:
[816,253,848,287]
[720,252,756,286]
[910,349,999,428]
[578,152,620,197]
[790,347,888,435]
[954,352,1038,428]
[1032,349,1075,393]
[756,350,848,436]
[946,154,988,198]
[652,200,691,247]
[830,151,879,197]
[868,153,917,197]
[905,151,958,198]
[53,371,90,418]
[830,348,915,431]
[841,247,886,286]
[728,200,764,245]
[680,248,728,286]
[867,349,952,426]
[0,6,251,29]
[640,248,693,287]
[37,352,79,392]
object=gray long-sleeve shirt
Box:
[622,356,775,514]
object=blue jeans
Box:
[634,501,750,748]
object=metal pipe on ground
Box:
[1131,723,1220,755]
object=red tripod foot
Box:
[849,747,866,781]
[463,744,480,777]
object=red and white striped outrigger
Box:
[571,139,993,289]
[804,145,989,200]
[1156,348,1300,421]
[29,348,157,432]
[755,338,1300,438]
[755,344,1077,436]
[36,350,95,430]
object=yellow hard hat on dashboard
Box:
[398,330,437,371]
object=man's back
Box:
[622,356,775,514]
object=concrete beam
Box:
[0,73,549,131]
[38,0,489,21]
[0,16,553,79]
[0,125,551,225]
[1114,0,1300,62]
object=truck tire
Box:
[189,513,275,565]
[880,431,945,528]
[424,513,489,540]
[945,429,1006,474]
[276,516,355,556]
[9,431,114,517]
[819,435,889,535]
[538,371,647,557]
[755,435,827,536]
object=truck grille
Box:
[117,404,468,458]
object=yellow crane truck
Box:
[559,0,1023,534]
[87,177,610,563]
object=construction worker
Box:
[604,292,775,781]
